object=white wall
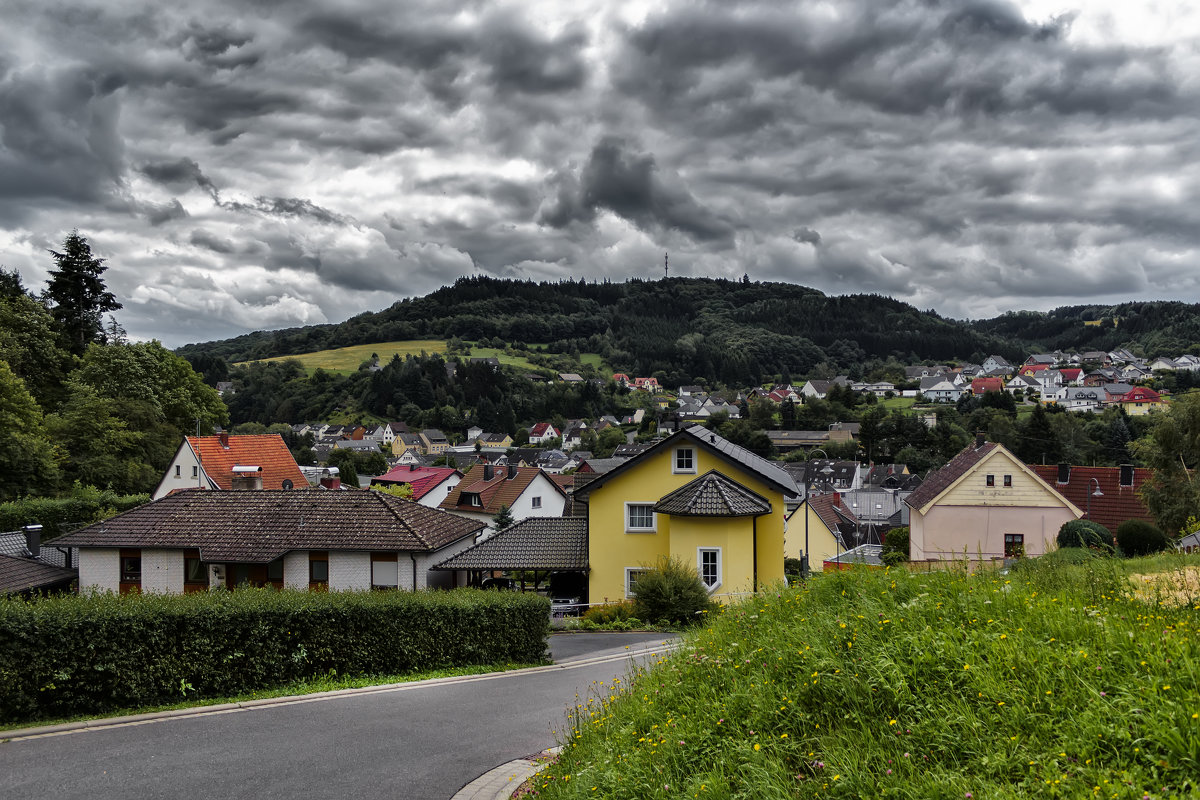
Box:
[152,444,210,500]
[329,551,371,590]
[78,549,120,593]
[141,549,184,593]
[417,476,462,509]
[508,473,567,523]
[416,536,475,590]
[284,551,309,589]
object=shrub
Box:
[0,485,149,540]
[583,601,634,626]
[0,588,550,724]
[1116,519,1172,557]
[1055,519,1114,553]
[882,526,910,564]
[631,557,711,626]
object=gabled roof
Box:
[431,517,588,571]
[55,489,484,562]
[904,441,999,511]
[187,435,306,491]
[573,426,798,500]
[653,470,772,517]
[440,465,564,514]
[1030,465,1154,533]
[371,465,461,500]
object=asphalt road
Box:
[1,632,679,800]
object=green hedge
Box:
[0,588,550,723]
[0,485,149,540]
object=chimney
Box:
[23,525,42,559]
[507,465,517,480]
[1119,464,1134,487]
[231,465,263,490]
[975,432,985,449]
[1057,464,1070,484]
[320,466,341,490]
[409,464,417,472]
[218,432,230,449]
[483,464,494,481]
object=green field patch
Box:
[236,340,448,374]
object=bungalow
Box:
[906,437,1081,562]
[153,433,307,500]
[56,489,484,594]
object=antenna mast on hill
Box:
[664,252,668,279]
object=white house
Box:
[439,464,568,537]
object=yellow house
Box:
[574,426,797,603]
[906,438,1082,562]
[784,493,846,573]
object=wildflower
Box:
[887,769,893,775]
[889,719,897,726]
[754,744,761,751]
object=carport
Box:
[431,516,589,597]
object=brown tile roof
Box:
[1030,465,1155,533]
[431,517,588,571]
[653,470,771,517]
[440,465,563,515]
[905,441,999,511]
[54,489,484,562]
[0,554,76,595]
[189,434,306,491]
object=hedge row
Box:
[0,486,149,539]
[0,588,550,723]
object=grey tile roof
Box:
[0,554,76,595]
[825,544,884,566]
[53,489,485,562]
[653,470,771,517]
[431,517,588,571]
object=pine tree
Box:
[45,232,122,355]
[492,504,515,531]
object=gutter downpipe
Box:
[410,553,419,591]
[752,517,758,593]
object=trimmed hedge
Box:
[0,588,550,723]
[1055,519,1115,553]
[0,486,149,540]
[1115,519,1172,557]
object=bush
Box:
[882,526,910,563]
[1055,519,1115,553]
[1116,519,1172,557]
[0,485,149,540]
[631,557,712,626]
[0,588,549,724]
[583,601,634,626]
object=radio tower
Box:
[664,252,668,279]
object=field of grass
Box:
[468,346,546,373]
[879,396,918,411]
[236,340,448,374]
[533,553,1200,799]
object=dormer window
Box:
[463,492,482,507]
[673,447,696,474]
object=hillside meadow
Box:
[533,553,1199,799]
[235,339,448,374]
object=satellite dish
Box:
[282,479,294,490]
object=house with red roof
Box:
[970,377,1005,396]
[905,437,1082,562]
[153,434,307,500]
[440,464,568,536]
[528,422,560,445]
[1018,364,1049,378]
[632,376,660,391]
[1119,386,1168,415]
[784,493,848,573]
[1030,465,1155,533]
[370,465,463,508]
[611,373,630,386]
[1058,368,1083,385]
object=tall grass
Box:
[535,555,1199,799]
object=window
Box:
[175,465,181,478]
[625,568,649,598]
[120,551,141,583]
[267,558,284,583]
[625,503,657,532]
[184,554,207,586]
[309,552,329,588]
[531,496,542,509]
[465,492,482,507]
[986,474,995,487]
[371,553,398,589]
[673,447,696,474]
[698,548,721,591]
[1004,534,1025,558]
[1003,474,1013,488]
[192,465,198,478]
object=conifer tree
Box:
[45,232,121,355]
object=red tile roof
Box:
[1030,466,1155,533]
[530,422,558,438]
[1122,387,1163,403]
[440,465,563,514]
[971,377,1004,395]
[189,435,306,491]
[371,465,460,500]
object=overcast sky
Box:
[2,0,1198,348]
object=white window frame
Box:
[531,496,542,509]
[624,502,657,533]
[625,567,649,598]
[697,547,722,592]
[673,447,697,474]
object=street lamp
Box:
[1086,477,1103,519]
[803,448,834,579]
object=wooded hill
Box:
[178,277,1018,387]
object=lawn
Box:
[236,339,447,374]
[879,396,918,411]
[532,552,1200,799]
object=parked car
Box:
[551,596,582,617]
[480,577,517,591]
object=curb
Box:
[450,747,561,800]
[1,639,679,742]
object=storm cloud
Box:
[1,0,1198,347]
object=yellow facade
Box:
[1122,399,1168,416]
[784,503,842,572]
[584,442,787,604]
[936,450,1070,510]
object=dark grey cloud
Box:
[0,0,1198,346]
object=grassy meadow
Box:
[535,553,1199,799]
[236,339,448,374]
